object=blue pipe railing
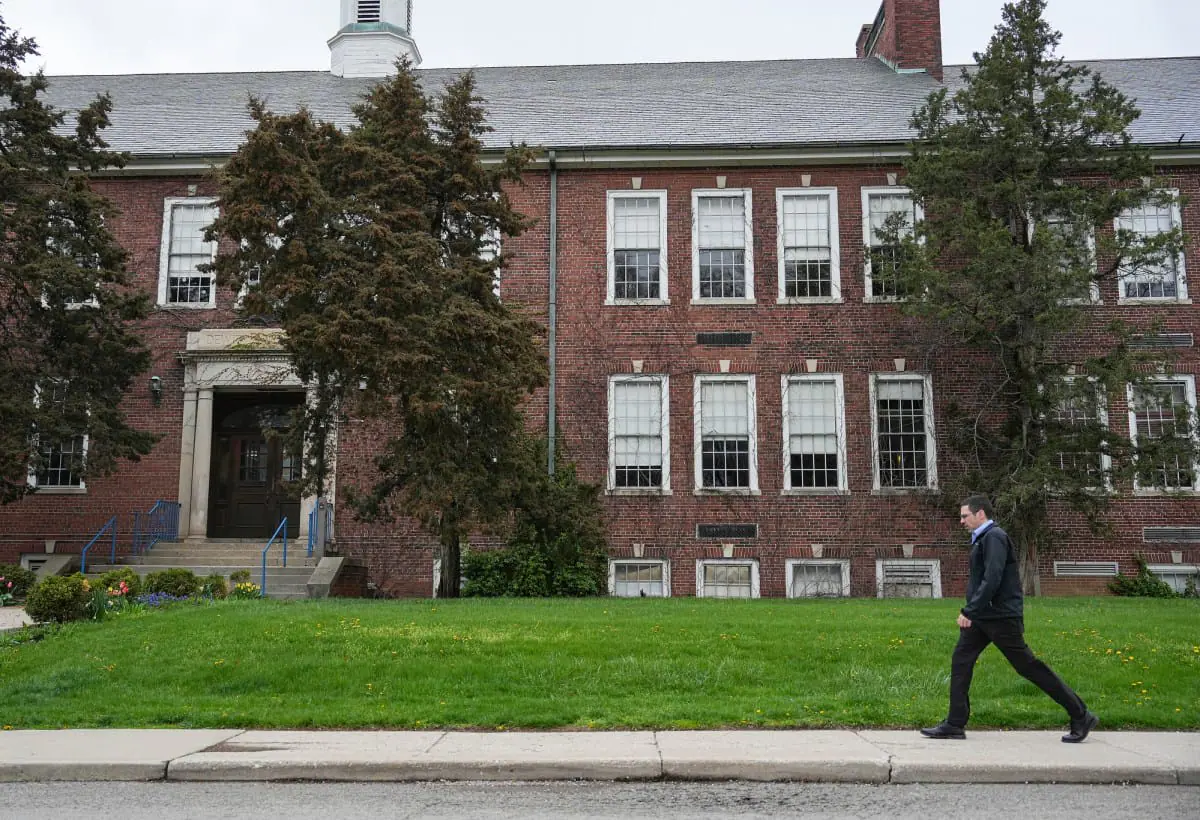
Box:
[260,518,288,597]
[132,500,182,556]
[306,498,331,558]
[80,516,117,575]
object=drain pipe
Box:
[547,149,558,476]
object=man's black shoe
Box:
[1062,711,1099,743]
[920,723,966,740]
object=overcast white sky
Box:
[3,0,1196,76]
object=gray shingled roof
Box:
[41,56,1200,158]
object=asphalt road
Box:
[3,781,1198,819]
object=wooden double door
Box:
[207,393,302,539]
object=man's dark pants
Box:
[948,617,1087,728]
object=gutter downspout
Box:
[547,149,558,476]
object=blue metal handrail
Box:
[80,516,117,574]
[260,518,288,597]
[133,500,182,556]
[306,498,331,558]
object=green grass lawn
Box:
[1,597,1196,730]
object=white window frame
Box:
[609,559,671,598]
[27,382,88,493]
[608,374,671,495]
[158,196,219,309]
[696,558,760,599]
[691,188,755,304]
[875,558,942,599]
[1033,213,1101,305]
[1116,191,1188,305]
[607,190,668,305]
[1051,376,1112,491]
[870,373,938,492]
[781,374,848,494]
[861,186,922,303]
[42,202,101,310]
[1145,563,1199,594]
[786,558,851,598]
[776,187,841,304]
[1127,375,1200,494]
[694,374,759,494]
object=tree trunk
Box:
[437,524,461,599]
[1020,533,1042,597]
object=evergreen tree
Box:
[209,62,546,597]
[886,0,1194,591]
[0,13,155,503]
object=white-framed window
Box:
[482,227,502,300]
[607,191,668,304]
[777,188,840,303]
[610,559,670,597]
[694,375,758,493]
[609,375,670,493]
[787,559,850,598]
[1116,192,1187,303]
[781,374,847,493]
[1146,563,1199,594]
[27,381,88,492]
[696,559,760,598]
[158,197,218,308]
[1051,377,1111,489]
[43,201,101,309]
[1037,213,1100,305]
[871,373,937,491]
[1128,376,1199,492]
[876,559,941,598]
[862,186,920,301]
[692,189,754,303]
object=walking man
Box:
[921,495,1099,742]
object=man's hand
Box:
[957,613,972,629]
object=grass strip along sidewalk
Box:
[1,597,1196,730]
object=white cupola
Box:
[329,0,422,78]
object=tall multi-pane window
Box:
[1128,377,1198,491]
[862,187,918,300]
[695,376,757,491]
[693,190,753,301]
[1041,213,1099,303]
[30,381,87,490]
[778,189,839,301]
[783,375,846,491]
[872,375,936,490]
[1116,194,1186,301]
[159,198,218,307]
[1051,380,1109,487]
[607,191,667,303]
[609,375,669,491]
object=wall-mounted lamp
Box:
[149,375,163,405]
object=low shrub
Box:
[200,573,228,599]
[0,564,38,600]
[144,568,201,598]
[96,568,143,598]
[1109,556,1178,599]
[229,569,252,585]
[24,574,91,623]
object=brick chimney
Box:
[856,0,943,81]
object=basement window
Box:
[876,559,941,598]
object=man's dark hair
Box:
[962,495,994,518]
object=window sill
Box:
[1117,298,1192,306]
[690,298,757,306]
[777,297,843,305]
[782,488,850,497]
[606,298,671,307]
[693,488,761,496]
[607,488,673,497]
[871,486,938,496]
[157,302,216,310]
[863,296,908,304]
[1132,487,1200,497]
[32,486,88,495]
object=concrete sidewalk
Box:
[0,729,1196,784]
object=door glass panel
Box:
[238,440,268,483]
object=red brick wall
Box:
[4,162,1198,600]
